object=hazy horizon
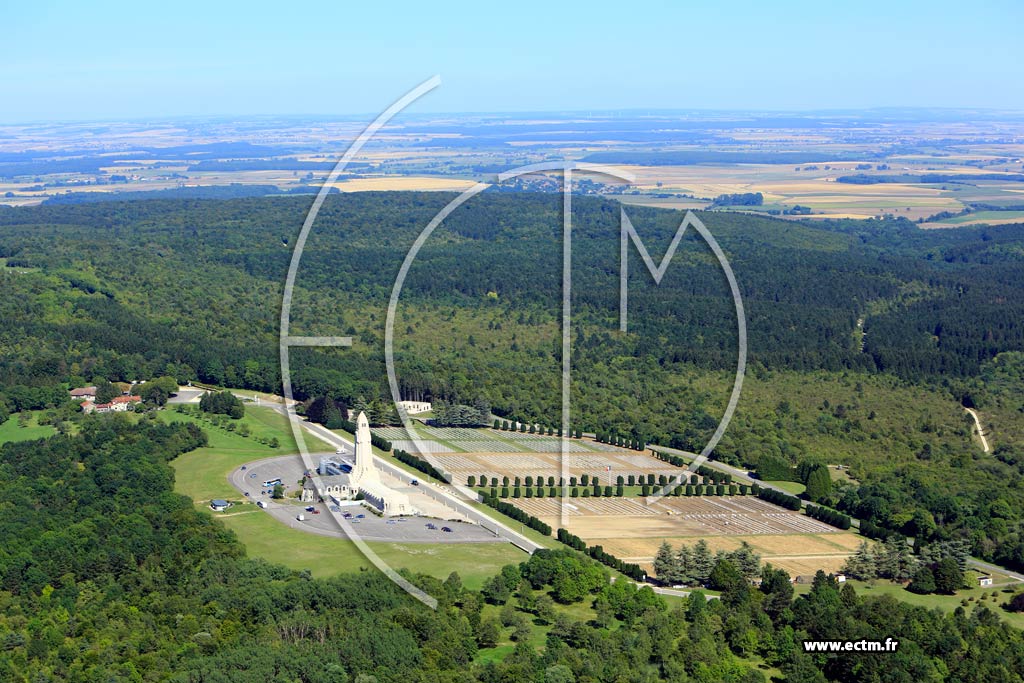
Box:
[4,0,1022,122]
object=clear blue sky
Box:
[3,0,1022,122]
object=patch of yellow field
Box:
[593,533,862,578]
[921,216,1024,229]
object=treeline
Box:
[199,390,245,418]
[653,538,761,586]
[842,538,971,595]
[651,449,688,467]
[755,456,832,502]
[757,486,801,510]
[711,192,764,207]
[0,384,68,424]
[838,172,1024,185]
[303,395,350,428]
[432,399,490,427]
[393,448,446,482]
[804,503,852,529]
[595,430,646,450]
[479,492,552,536]
[556,528,646,580]
[494,418,575,436]
[482,481,751,499]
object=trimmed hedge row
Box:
[557,528,645,581]
[595,431,645,451]
[758,487,802,511]
[481,483,751,499]
[805,504,852,530]
[393,448,446,482]
[480,493,552,536]
[652,449,688,467]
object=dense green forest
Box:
[1,194,1020,400]
[0,193,1023,571]
[3,417,1024,682]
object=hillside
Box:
[0,194,1023,570]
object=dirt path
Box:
[965,408,990,453]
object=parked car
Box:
[441,527,453,533]
[343,512,352,518]
[241,465,247,470]
[312,509,320,514]
[356,514,365,519]
[329,505,340,512]
[305,506,315,512]
[410,479,419,486]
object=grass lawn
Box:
[217,508,525,590]
[168,407,526,589]
[165,405,329,503]
[0,413,57,444]
[764,480,806,495]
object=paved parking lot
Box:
[229,454,501,544]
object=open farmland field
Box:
[930,210,1024,226]
[621,163,967,220]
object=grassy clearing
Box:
[764,480,806,495]
[217,508,524,589]
[165,405,328,502]
[0,413,57,444]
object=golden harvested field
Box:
[616,162,993,220]
[591,533,860,577]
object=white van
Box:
[257,500,267,509]
[296,514,306,522]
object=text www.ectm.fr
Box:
[803,638,899,653]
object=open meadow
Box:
[0,412,57,444]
